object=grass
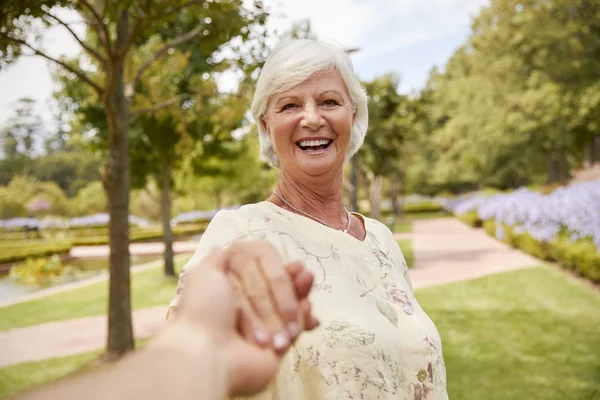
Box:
[391,210,450,233]
[0,257,189,331]
[393,220,412,233]
[416,266,600,400]
[0,339,151,398]
[3,266,598,399]
[0,351,103,398]
[397,239,414,268]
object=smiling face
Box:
[261,69,356,180]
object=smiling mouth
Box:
[296,139,333,151]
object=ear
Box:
[261,116,271,136]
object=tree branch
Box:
[77,0,112,56]
[130,26,202,90]
[131,93,192,117]
[118,0,151,57]
[169,0,206,14]
[4,34,104,96]
[41,9,107,65]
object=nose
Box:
[300,103,324,130]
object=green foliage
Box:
[8,255,77,286]
[483,219,496,237]
[70,223,208,246]
[69,181,107,216]
[482,221,600,283]
[403,202,442,213]
[0,242,72,265]
[457,211,482,227]
[0,175,69,218]
[400,0,600,194]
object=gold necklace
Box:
[273,191,351,233]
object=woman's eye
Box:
[322,99,339,106]
[281,103,298,111]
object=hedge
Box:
[0,242,73,264]
[403,202,443,213]
[1,223,208,263]
[470,217,599,283]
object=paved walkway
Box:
[0,218,540,368]
[408,218,539,289]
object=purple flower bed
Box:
[1,214,151,231]
[441,180,600,250]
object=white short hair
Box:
[251,39,369,168]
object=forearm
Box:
[14,323,228,400]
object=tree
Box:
[54,7,267,277]
[406,0,600,192]
[358,74,406,221]
[1,0,267,357]
[0,98,44,159]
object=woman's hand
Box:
[225,240,319,354]
[167,248,316,396]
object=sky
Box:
[0,0,489,130]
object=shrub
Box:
[403,202,443,213]
[484,222,599,283]
[9,255,73,286]
[458,211,482,227]
[483,219,496,237]
[0,242,73,264]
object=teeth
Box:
[298,139,331,147]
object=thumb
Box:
[179,249,235,329]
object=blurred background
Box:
[0,0,599,399]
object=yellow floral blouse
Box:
[169,202,448,400]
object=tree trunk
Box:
[546,156,560,184]
[369,174,384,221]
[103,10,134,357]
[160,163,175,277]
[390,174,404,224]
[558,150,569,184]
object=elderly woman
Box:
[169,39,448,399]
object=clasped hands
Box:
[163,240,319,396]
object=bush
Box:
[483,219,496,237]
[0,242,73,264]
[483,221,600,283]
[70,222,208,246]
[9,255,66,286]
[403,202,443,213]
[457,211,482,227]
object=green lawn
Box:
[417,266,600,400]
[0,257,190,331]
[391,210,449,233]
[393,220,412,233]
[0,351,103,398]
[0,339,151,398]
[1,266,598,399]
[397,239,414,268]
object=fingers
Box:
[286,260,314,299]
[226,241,320,353]
[255,246,302,340]
[300,298,320,330]
[228,243,291,353]
[229,274,271,346]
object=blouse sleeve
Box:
[166,209,245,319]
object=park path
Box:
[0,218,540,368]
